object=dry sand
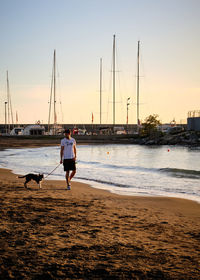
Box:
[0,168,200,279]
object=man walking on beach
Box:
[60,129,77,190]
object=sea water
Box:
[0,144,200,203]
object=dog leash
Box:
[44,163,61,179]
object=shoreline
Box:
[0,167,200,279]
[3,167,200,208]
[1,142,200,204]
[1,160,200,204]
[1,165,200,204]
[2,167,200,206]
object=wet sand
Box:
[0,168,200,279]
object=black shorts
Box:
[63,159,76,171]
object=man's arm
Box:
[73,144,77,160]
[60,146,64,164]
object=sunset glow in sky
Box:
[0,0,199,124]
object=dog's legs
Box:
[24,178,30,189]
[39,181,42,189]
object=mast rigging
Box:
[48,50,57,134]
[6,71,14,132]
[136,41,140,126]
[112,34,116,125]
[100,58,102,124]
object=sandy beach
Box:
[0,167,200,279]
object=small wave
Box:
[78,160,101,165]
[160,168,200,179]
[103,164,159,173]
[75,176,131,189]
[80,160,200,180]
[79,160,159,173]
[3,153,18,157]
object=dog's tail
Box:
[18,175,26,178]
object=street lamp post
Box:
[126,97,130,125]
[126,97,131,134]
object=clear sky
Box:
[0,0,199,124]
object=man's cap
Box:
[64,129,71,134]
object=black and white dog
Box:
[18,173,44,189]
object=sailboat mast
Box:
[48,62,54,133]
[5,102,7,134]
[6,71,10,132]
[6,71,14,131]
[113,34,116,125]
[100,58,102,125]
[53,50,56,127]
[137,41,140,126]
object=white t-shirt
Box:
[61,137,76,159]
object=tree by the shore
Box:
[141,114,161,137]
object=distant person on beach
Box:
[60,129,77,190]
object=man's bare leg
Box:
[65,171,70,187]
[69,170,76,184]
